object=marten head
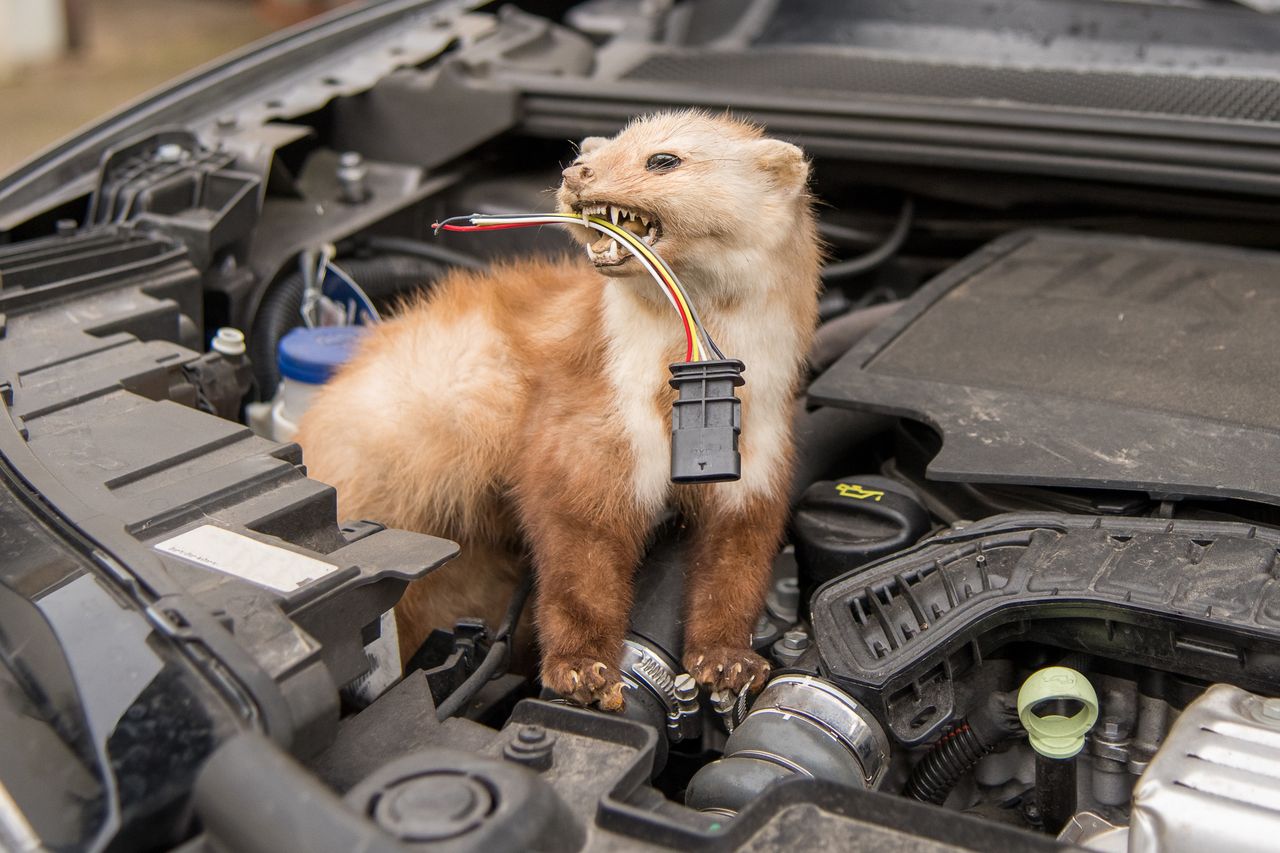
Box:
[556,111,811,281]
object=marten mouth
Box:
[572,203,662,267]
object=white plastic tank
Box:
[269,326,366,442]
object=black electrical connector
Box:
[668,359,745,483]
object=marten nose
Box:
[561,163,593,193]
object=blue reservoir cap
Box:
[277,326,367,385]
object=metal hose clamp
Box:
[746,674,891,788]
[619,639,701,742]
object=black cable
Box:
[904,691,1021,804]
[821,197,915,281]
[818,220,882,246]
[434,572,533,721]
[494,571,533,644]
[364,235,486,270]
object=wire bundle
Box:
[433,212,723,362]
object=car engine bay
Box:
[3,1,1280,851]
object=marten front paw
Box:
[542,657,626,711]
[685,647,771,695]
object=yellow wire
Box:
[482,213,705,360]
[582,215,704,361]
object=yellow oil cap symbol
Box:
[835,483,885,502]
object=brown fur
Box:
[296,111,822,708]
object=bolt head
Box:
[517,725,546,744]
[781,629,810,651]
[674,673,698,701]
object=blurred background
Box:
[0,0,348,172]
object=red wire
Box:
[437,220,696,360]
[437,223,531,232]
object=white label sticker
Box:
[154,524,338,593]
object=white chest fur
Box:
[602,283,676,517]
[600,268,804,516]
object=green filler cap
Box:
[1017,666,1099,759]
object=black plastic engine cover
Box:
[810,513,1280,745]
[808,229,1280,506]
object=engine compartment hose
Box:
[434,572,533,721]
[249,254,446,398]
[363,235,486,271]
[685,675,890,815]
[820,197,914,282]
[904,691,1021,805]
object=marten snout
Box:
[561,163,594,194]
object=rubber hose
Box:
[809,299,905,374]
[435,572,532,721]
[364,235,486,270]
[904,722,993,805]
[905,691,1020,804]
[821,198,914,281]
[249,254,444,398]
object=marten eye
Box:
[645,153,682,172]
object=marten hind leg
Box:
[682,489,786,696]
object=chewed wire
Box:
[432,212,724,362]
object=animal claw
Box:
[543,656,627,712]
[684,647,772,695]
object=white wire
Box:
[472,214,683,314]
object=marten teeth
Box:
[579,203,661,261]
[578,204,653,226]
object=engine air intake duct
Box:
[685,675,890,815]
[809,512,1280,746]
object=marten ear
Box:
[753,139,809,190]
[578,136,608,155]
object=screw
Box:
[781,629,810,651]
[674,673,698,703]
[517,725,546,744]
[503,724,555,771]
[216,114,238,130]
[711,691,734,714]
[336,151,369,204]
